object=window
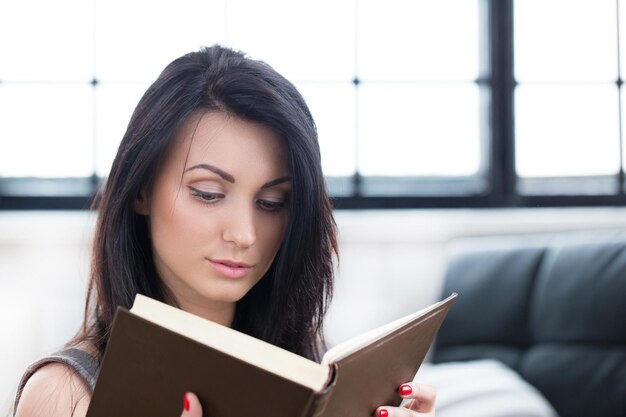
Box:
[1,0,625,209]
[514,0,622,196]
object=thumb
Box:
[181,392,203,417]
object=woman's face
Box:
[137,111,291,317]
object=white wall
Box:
[3,207,626,411]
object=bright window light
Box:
[359,83,481,176]
[515,84,620,177]
[515,0,617,82]
[0,84,94,177]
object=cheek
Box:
[259,214,289,259]
[150,193,210,257]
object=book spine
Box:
[302,390,333,417]
[302,363,337,417]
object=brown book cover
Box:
[86,293,456,417]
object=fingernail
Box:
[184,393,190,411]
[399,383,413,396]
[378,409,389,417]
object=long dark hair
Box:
[72,45,337,361]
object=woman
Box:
[12,45,436,417]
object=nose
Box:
[221,200,257,248]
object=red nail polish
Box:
[400,384,413,396]
[378,409,389,417]
[184,393,190,411]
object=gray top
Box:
[13,348,100,415]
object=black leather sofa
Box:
[432,232,626,417]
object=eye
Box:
[257,199,286,212]
[189,187,224,203]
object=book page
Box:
[321,294,456,365]
[130,295,331,391]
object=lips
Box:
[207,259,254,279]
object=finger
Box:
[181,392,203,417]
[374,405,422,417]
[398,382,436,413]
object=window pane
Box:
[95,0,226,82]
[296,83,356,176]
[515,0,617,82]
[226,0,355,82]
[0,84,94,177]
[358,0,479,81]
[515,85,620,177]
[95,84,149,177]
[358,83,481,176]
[0,0,93,81]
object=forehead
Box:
[169,111,289,176]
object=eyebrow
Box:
[185,164,235,183]
[184,163,291,188]
[261,176,292,189]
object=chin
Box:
[200,284,254,304]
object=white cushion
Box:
[413,360,559,417]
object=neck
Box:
[174,296,236,327]
[159,276,237,326]
[168,286,237,327]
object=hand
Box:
[181,392,203,417]
[375,382,436,417]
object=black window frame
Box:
[2,0,626,211]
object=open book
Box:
[86,293,457,417]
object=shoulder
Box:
[14,363,91,417]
